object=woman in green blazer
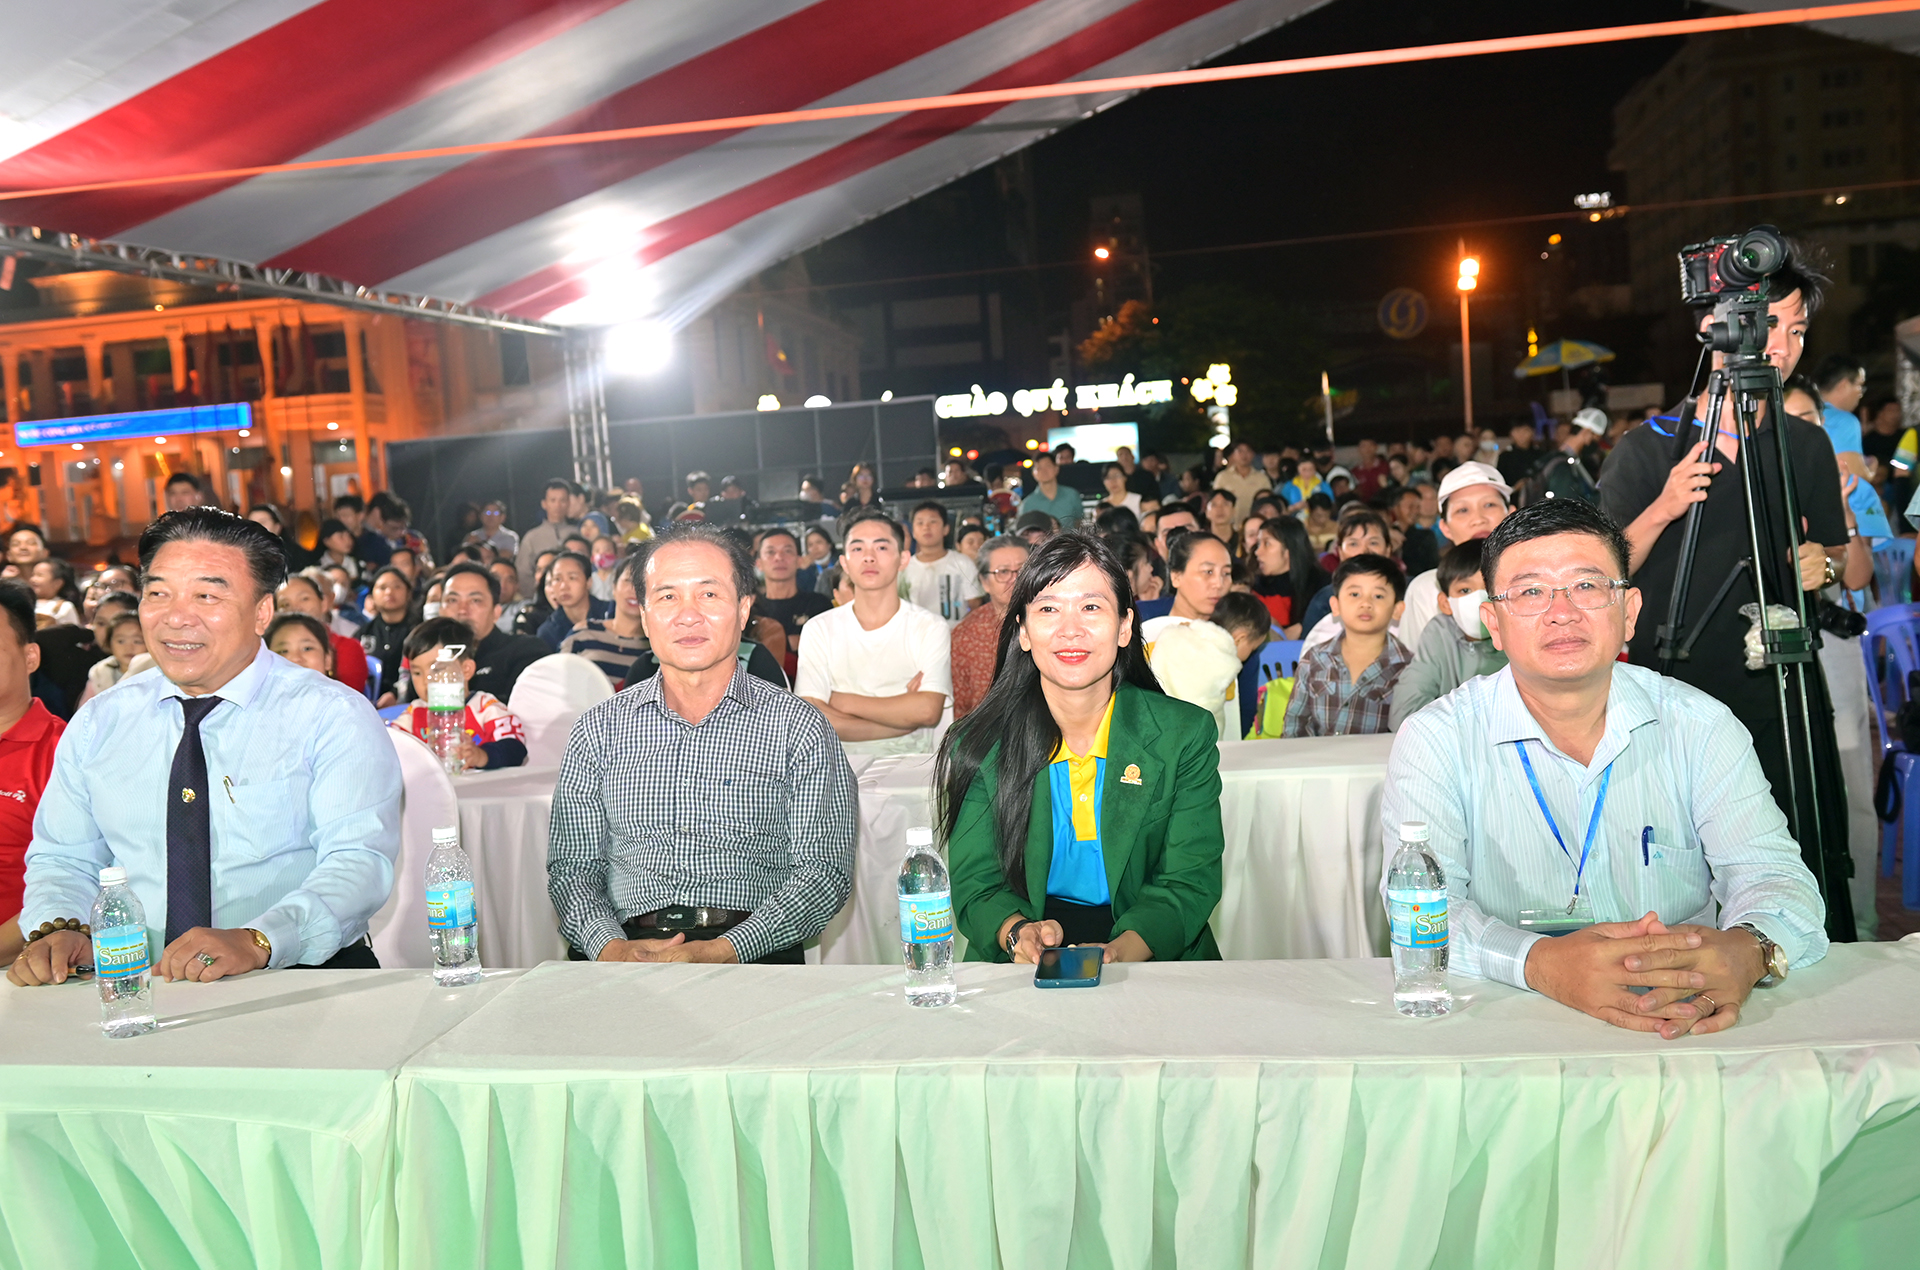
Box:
[936,531,1224,963]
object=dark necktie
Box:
[165,696,224,943]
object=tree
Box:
[1076,284,1324,450]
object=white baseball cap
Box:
[1571,407,1608,435]
[1437,460,1513,512]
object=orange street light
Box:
[1456,244,1477,427]
[1093,246,1111,260]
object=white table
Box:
[445,736,1393,968]
[827,735,1393,964]
[0,967,521,1270]
[391,942,1920,1269]
[452,765,568,967]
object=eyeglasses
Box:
[985,568,1022,580]
[1489,578,1628,617]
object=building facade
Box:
[1611,26,1920,335]
[0,272,567,546]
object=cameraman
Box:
[1598,238,1850,837]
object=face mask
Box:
[1451,589,1488,640]
[593,550,616,571]
[422,601,442,620]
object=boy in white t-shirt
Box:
[902,500,984,627]
[795,508,953,756]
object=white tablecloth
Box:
[827,735,1393,963]
[0,967,521,1270]
[448,736,1394,968]
[452,765,567,968]
[392,943,1920,1268]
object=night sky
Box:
[813,0,1699,316]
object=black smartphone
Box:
[1033,945,1103,988]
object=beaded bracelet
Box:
[25,918,90,942]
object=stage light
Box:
[1025,439,1040,450]
[757,394,780,411]
[604,321,673,376]
[804,394,831,407]
[880,390,893,401]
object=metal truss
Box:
[0,224,563,338]
[563,330,613,492]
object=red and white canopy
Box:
[0,0,1313,327]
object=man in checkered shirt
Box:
[547,522,856,964]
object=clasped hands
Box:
[997,916,1151,965]
[1523,911,1765,1040]
[596,932,740,964]
[8,926,269,987]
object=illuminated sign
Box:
[934,375,1174,420]
[1573,191,1613,210]
[15,402,253,448]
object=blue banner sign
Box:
[14,402,253,448]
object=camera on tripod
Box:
[1678,224,1791,356]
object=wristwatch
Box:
[244,927,273,965]
[1004,918,1030,957]
[1736,923,1788,984]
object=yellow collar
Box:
[1051,693,1116,764]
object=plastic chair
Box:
[367,729,459,970]
[1258,639,1303,683]
[1873,538,1916,609]
[507,653,615,767]
[363,658,383,704]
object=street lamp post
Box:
[1456,243,1479,428]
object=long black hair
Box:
[1258,514,1317,599]
[934,531,1162,897]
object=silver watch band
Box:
[1736,923,1777,983]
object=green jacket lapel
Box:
[1098,684,1161,892]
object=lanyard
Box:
[1516,741,1613,902]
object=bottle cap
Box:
[432,827,459,847]
[437,644,466,662]
[1399,821,1431,843]
[905,826,934,847]
[98,865,127,885]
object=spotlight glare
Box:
[604,321,674,376]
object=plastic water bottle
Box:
[425,825,483,986]
[426,645,468,774]
[1387,820,1452,1018]
[898,826,955,1007]
[91,866,156,1038]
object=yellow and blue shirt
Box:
[1045,697,1114,906]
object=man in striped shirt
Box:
[1382,499,1826,1041]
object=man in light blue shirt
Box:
[1383,499,1826,1041]
[9,509,399,987]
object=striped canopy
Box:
[0,0,1310,328]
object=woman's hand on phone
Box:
[1009,920,1064,964]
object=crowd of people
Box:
[0,231,1900,1045]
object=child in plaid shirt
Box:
[391,616,529,769]
[1282,554,1410,737]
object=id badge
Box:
[1519,894,1594,937]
